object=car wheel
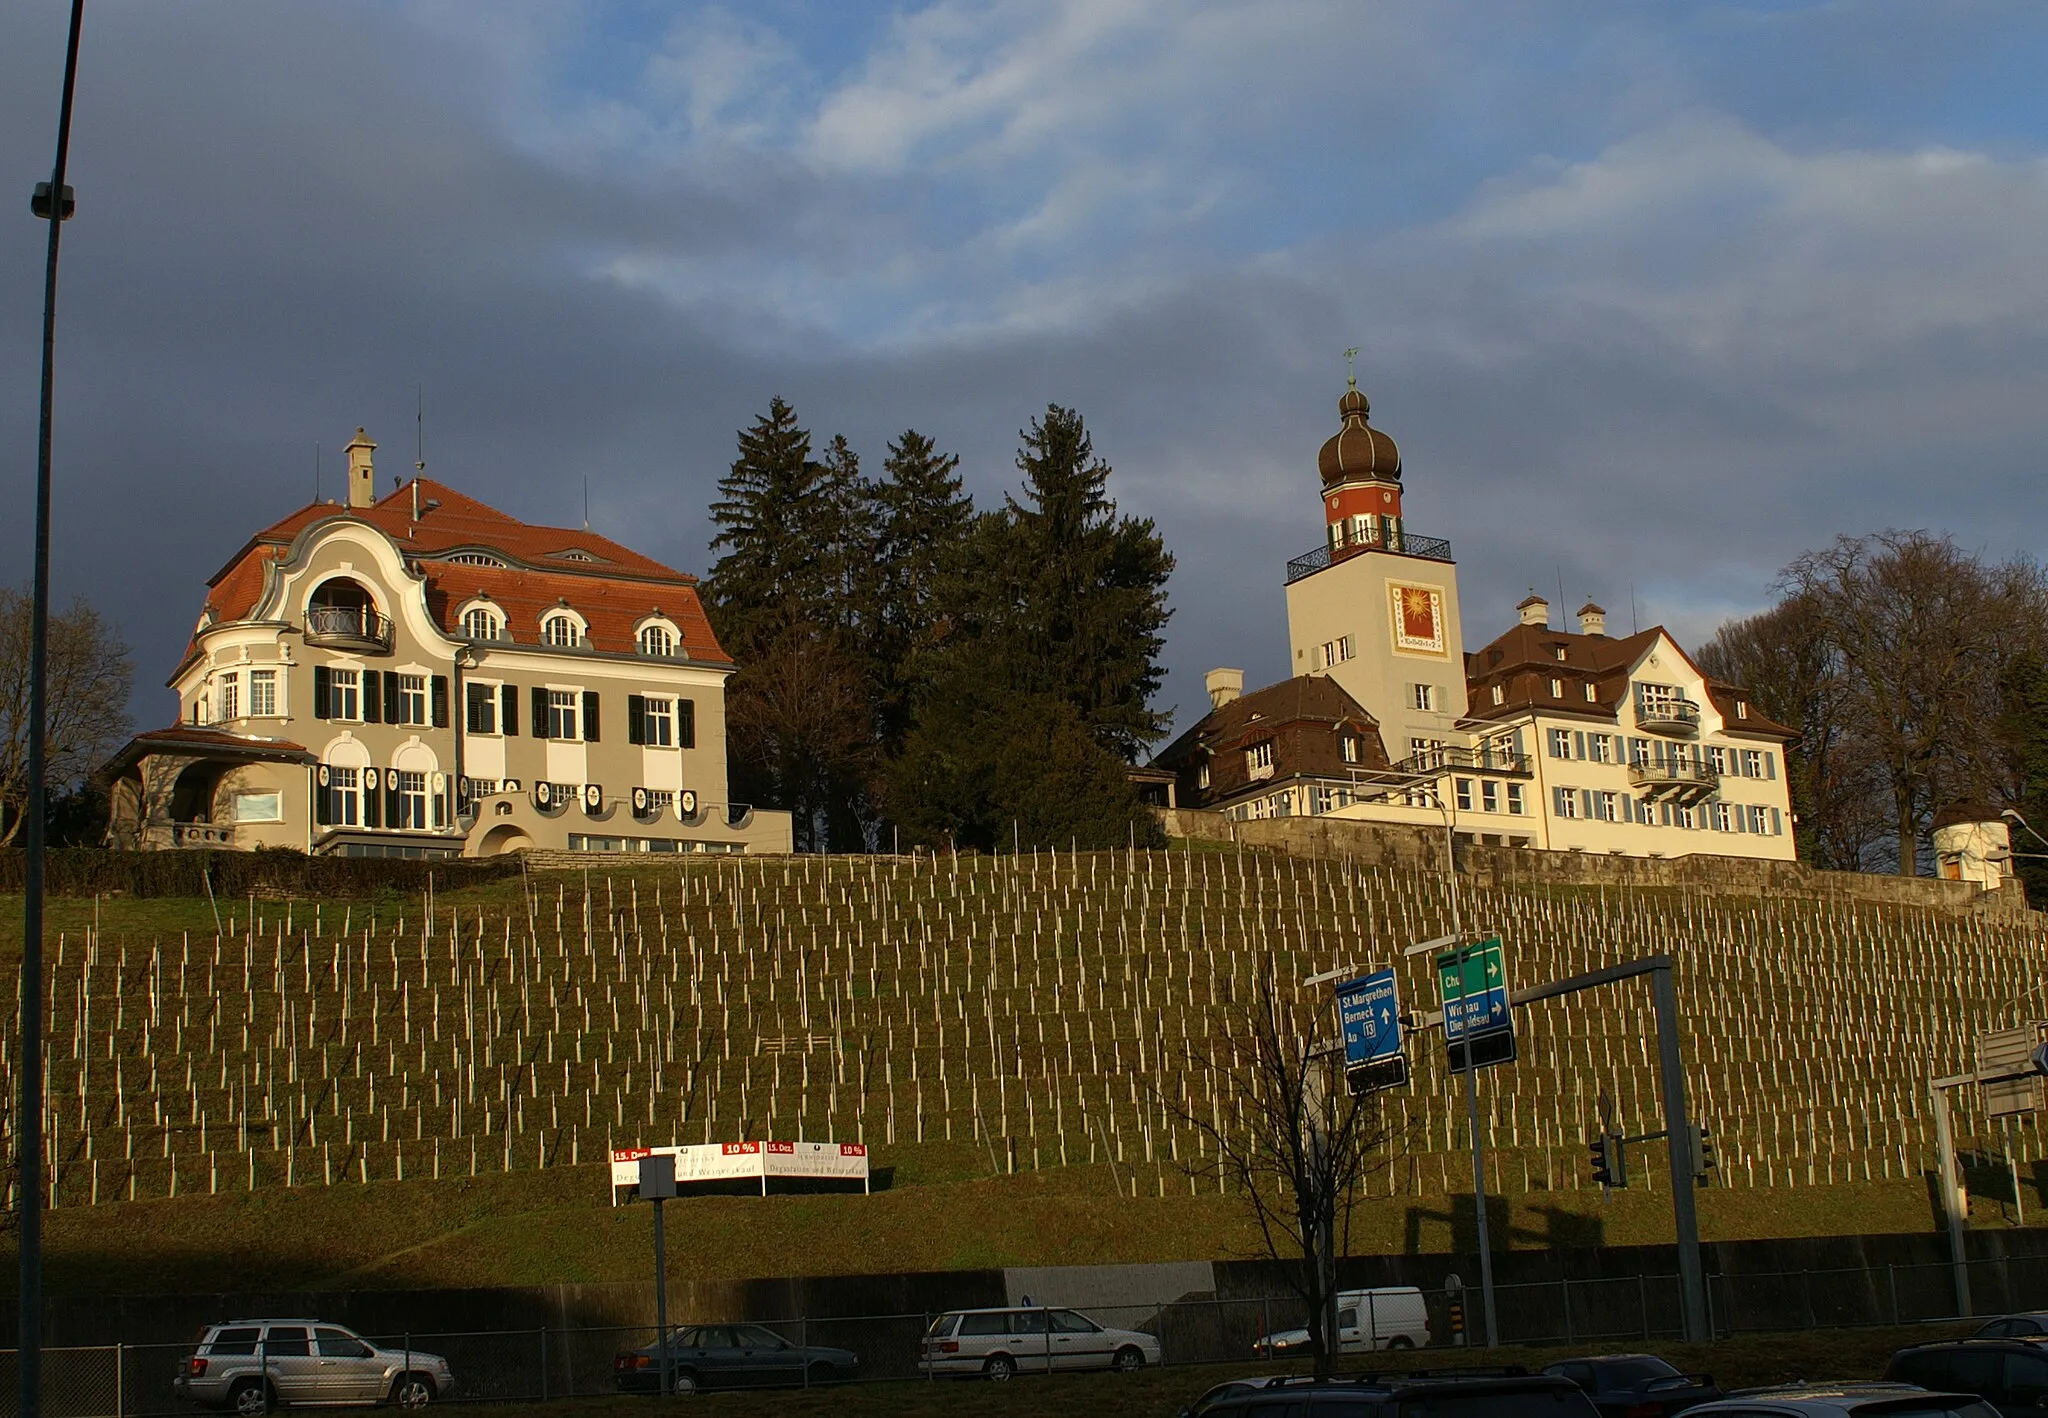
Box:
[1387,1336,1416,1351]
[985,1355,1016,1382]
[1111,1347,1146,1374]
[667,1369,700,1397]
[230,1381,271,1417]
[390,1374,435,1409]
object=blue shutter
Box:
[1765,752,1777,780]
[1573,731,1586,760]
[1552,786,1569,817]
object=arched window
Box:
[638,623,675,657]
[543,614,580,648]
[462,606,502,640]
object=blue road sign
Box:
[1338,969,1402,1068]
[1336,967,1408,1096]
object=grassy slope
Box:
[14,1153,1986,1298]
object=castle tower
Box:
[1284,378,1465,767]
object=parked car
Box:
[1179,1376,1295,1418]
[919,1306,1162,1380]
[612,1324,858,1395]
[1196,1366,1598,1418]
[1972,1315,2048,1342]
[1686,1382,2002,1418]
[1886,1340,2048,1417]
[1253,1288,1432,1355]
[174,1320,454,1414]
[1543,1354,1722,1418]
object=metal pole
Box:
[653,1196,671,1394]
[1441,801,1496,1349]
[21,13,86,1418]
[1651,964,1707,1341]
[1930,1083,1971,1316]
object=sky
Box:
[4,0,2047,745]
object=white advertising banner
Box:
[609,1140,870,1200]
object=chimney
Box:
[1517,595,1549,628]
[1205,668,1244,710]
[1577,602,1607,637]
[344,427,378,509]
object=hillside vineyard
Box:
[6,850,2044,1208]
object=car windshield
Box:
[1606,1359,1683,1386]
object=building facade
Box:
[1163,382,1797,860]
[105,430,793,857]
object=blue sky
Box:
[3,1,2047,741]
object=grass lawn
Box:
[468,1322,1979,1418]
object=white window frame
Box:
[462,606,503,640]
[1554,785,1580,820]
[1549,678,1564,698]
[643,696,675,747]
[1584,682,1598,703]
[330,668,361,723]
[249,668,277,717]
[217,672,240,723]
[638,623,677,658]
[1246,741,1275,779]
[395,770,430,831]
[1340,735,1358,764]
[1548,728,1571,759]
[1197,762,1211,790]
[328,766,361,827]
[1505,782,1524,816]
[398,673,428,727]
[232,791,282,823]
[1481,780,1500,814]
[1454,778,1474,812]
[1412,683,1436,712]
[542,614,582,648]
[1491,684,1505,706]
[546,689,580,740]
[466,681,499,735]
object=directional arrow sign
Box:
[1436,936,1516,1071]
[1336,968,1407,1095]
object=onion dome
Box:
[1318,383,1401,484]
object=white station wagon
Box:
[920,1306,1162,1380]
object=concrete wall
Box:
[1156,807,2034,916]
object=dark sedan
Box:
[613,1325,858,1395]
[1973,1314,2048,1342]
[1543,1355,1721,1418]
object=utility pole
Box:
[21,9,87,1418]
[1438,799,1497,1349]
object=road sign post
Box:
[638,1155,678,1394]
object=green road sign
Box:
[1435,935,1516,1069]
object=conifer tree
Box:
[868,429,975,748]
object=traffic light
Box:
[1689,1123,1717,1185]
[1589,1133,1628,1189]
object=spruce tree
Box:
[1004,403,1174,761]
[706,397,823,655]
[869,429,975,748]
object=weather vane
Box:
[1344,347,1360,390]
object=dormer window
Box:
[550,548,603,563]
[447,552,507,568]
[1584,683,1598,703]
[1736,701,1749,720]
[639,624,676,657]
[1491,685,1505,706]
[543,614,580,648]
[462,607,502,640]
[1549,678,1563,698]
[1553,647,1568,662]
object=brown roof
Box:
[102,725,315,779]
[192,477,730,666]
[1318,387,1402,484]
[1462,622,1797,740]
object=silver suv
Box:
[174,1321,455,1414]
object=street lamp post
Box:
[1432,790,1498,1349]
[21,8,86,1418]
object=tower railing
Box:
[1285,529,1452,583]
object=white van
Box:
[1252,1287,1431,1355]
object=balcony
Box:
[304,604,394,653]
[1285,528,1453,584]
[1628,760,1719,798]
[1392,745,1533,777]
[1636,699,1701,737]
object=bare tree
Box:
[725,621,878,852]
[1697,592,1887,871]
[1777,533,2047,874]
[1167,962,1395,1378]
[0,588,133,846]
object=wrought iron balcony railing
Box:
[305,605,394,653]
[1636,699,1702,736]
[1628,760,1719,793]
[1286,530,1453,584]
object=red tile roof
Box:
[194,477,729,666]
[102,725,315,779]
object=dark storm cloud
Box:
[4,2,2046,746]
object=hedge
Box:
[0,847,525,899]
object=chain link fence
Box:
[0,1254,2037,1415]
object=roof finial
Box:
[1343,347,1359,391]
